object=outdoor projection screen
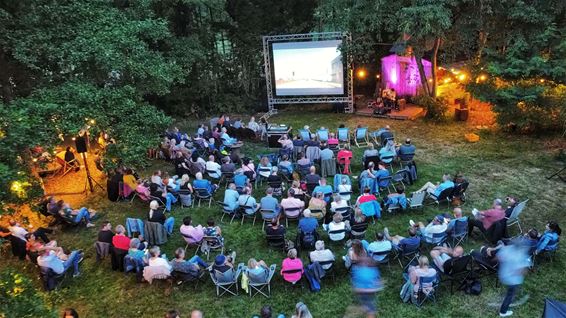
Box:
[272,40,344,96]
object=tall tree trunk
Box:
[431,37,441,97]
[415,55,431,97]
[475,31,488,65]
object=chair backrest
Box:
[266,235,285,247]
[203,235,224,248]
[452,181,469,197]
[430,231,447,244]
[218,201,235,213]
[508,199,529,221]
[194,187,211,198]
[317,129,329,141]
[369,249,391,263]
[283,207,301,218]
[281,268,302,275]
[446,255,472,275]
[260,209,276,220]
[409,191,426,207]
[355,127,368,139]
[452,219,468,237]
[418,275,437,289]
[215,268,235,283]
[399,240,420,256]
[317,260,335,270]
[299,129,311,141]
[337,128,349,141]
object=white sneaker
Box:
[86,223,96,228]
[499,311,513,317]
[409,220,415,227]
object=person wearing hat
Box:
[212,251,237,274]
[409,214,448,244]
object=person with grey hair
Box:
[338,176,352,202]
[362,143,379,162]
[309,240,335,269]
[298,209,318,234]
[468,198,506,239]
[291,302,313,318]
[238,186,259,215]
[148,246,171,270]
[205,155,221,179]
[330,193,348,213]
[416,173,455,197]
[260,187,280,219]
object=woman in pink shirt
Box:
[281,248,303,283]
[327,133,339,146]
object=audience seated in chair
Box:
[379,140,396,164]
[309,241,335,270]
[397,138,416,161]
[330,194,348,214]
[325,213,348,241]
[308,192,326,220]
[429,245,465,273]
[408,215,447,245]
[362,143,379,163]
[356,187,378,205]
[170,247,209,279]
[446,208,468,236]
[204,217,224,247]
[281,189,305,215]
[281,248,303,283]
[278,155,293,176]
[180,216,204,246]
[416,173,454,198]
[265,218,286,236]
[267,167,283,196]
[213,252,237,275]
[148,200,175,234]
[304,166,321,187]
[343,239,367,269]
[407,256,437,302]
[336,176,352,202]
[247,258,270,282]
[468,198,506,240]
[223,183,240,212]
[37,245,84,278]
[193,172,218,195]
[362,232,392,262]
[260,188,281,219]
[149,183,177,212]
[239,187,260,215]
[313,178,333,204]
[383,226,421,251]
[534,221,561,255]
[349,208,369,238]
[206,155,222,179]
[298,209,318,234]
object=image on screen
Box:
[272,40,344,96]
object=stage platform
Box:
[355,104,426,120]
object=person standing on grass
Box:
[351,256,383,318]
[497,240,531,317]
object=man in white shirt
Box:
[411,215,448,244]
[151,170,163,186]
[148,246,172,270]
[7,220,52,243]
[309,240,335,270]
[205,155,221,179]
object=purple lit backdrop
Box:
[380,54,432,96]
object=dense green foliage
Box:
[0,270,56,318]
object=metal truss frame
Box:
[262,32,353,116]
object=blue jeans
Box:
[188,255,208,268]
[164,217,175,234]
[357,292,377,314]
[500,285,518,314]
[164,193,177,212]
[74,208,91,223]
[63,251,83,275]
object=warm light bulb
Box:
[90,119,96,125]
[458,74,466,81]
[357,70,366,78]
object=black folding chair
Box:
[266,234,286,252]
[441,255,474,294]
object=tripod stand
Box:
[81,152,105,193]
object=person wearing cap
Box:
[411,215,448,244]
[260,188,280,219]
[212,251,236,274]
[468,199,506,236]
[298,209,318,234]
[397,138,416,161]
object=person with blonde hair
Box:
[247,258,269,282]
[307,191,326,220]
[408,256,437,294]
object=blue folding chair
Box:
[416,275,438,307]
[317,129,329,142]
[337,127,350,149]
[354,127,370,148]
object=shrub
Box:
[412,94,449,121]
[0,270,56,318]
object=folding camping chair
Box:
[317,259,336,282]
[415,275,439,307]
[299,129,311,141]
[333,206,352,220]
[266,234,286,252]
[217,202,238,224]
[337,127,350,149]
[395,241,421,270]
[441,255,474,294]
[354,127,370,148]
[428,187,454,207]
[317,129,329,142]
[448,219,468,247]
[220,171,235,188]
[408,191,426,211]
[200,236,225,260]
[259,209,275,229]
[385,195,407,213]
[247,264,277,298]
[210,263,244,297]
[194,188,213,208]
[506,199,529,234]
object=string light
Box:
[458,74,466,81]
[357,69,366,79]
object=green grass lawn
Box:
[2,109,565,318]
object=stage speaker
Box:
[75,136,88,153]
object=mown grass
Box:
[2,109,565,318]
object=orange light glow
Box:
[357,70,366,79]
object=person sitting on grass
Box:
[281,248,303,283]
[59,202,96,228]
[128,238,147,261]
[362,232,392,262]
[193,172,218,195]
[409,215,448,244]
[180,216,204,246]
[37,245,84,278]
[308,191,327,220]
[170,247,209,278]
[309,240,335,270]
[415,173,454,198]
[429,245,465,273]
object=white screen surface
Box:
[272,40,343,96]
